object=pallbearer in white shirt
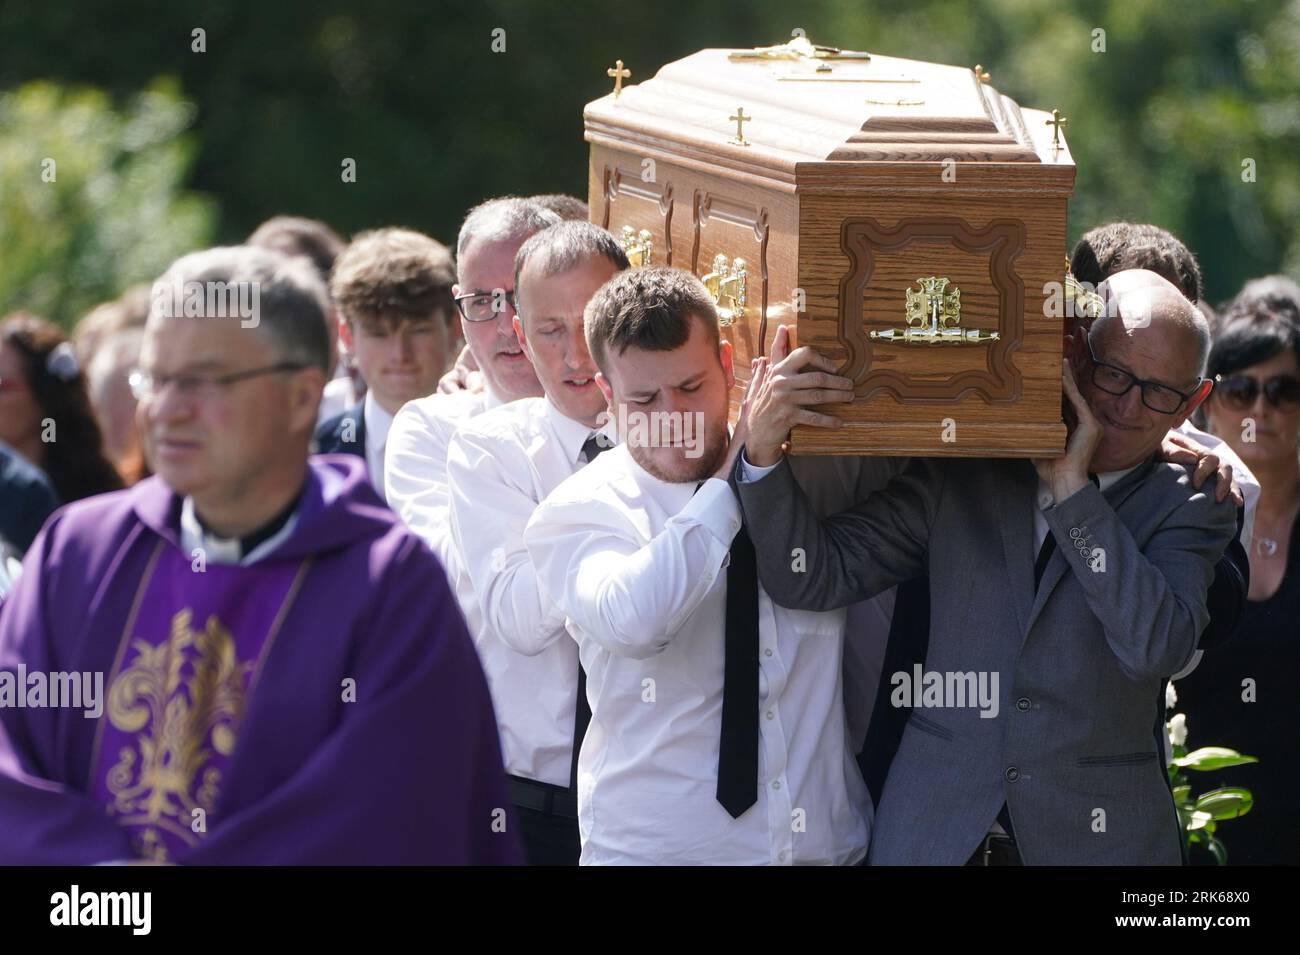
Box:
[384,198,559,569]
[446,221,629,865]
[523,267,870,865]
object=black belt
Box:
[508,775,578,819]
[965,833,1023,866]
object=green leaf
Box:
[1194,787,1254,820]
[1173,747,1260,771]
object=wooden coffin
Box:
[585,40,1075,456]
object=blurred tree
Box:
[0,0,1295,306]
[0,79,215,328]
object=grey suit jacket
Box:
[734,453,1237,865]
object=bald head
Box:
[1095,269,1211,376]
[1080,270,1215,471]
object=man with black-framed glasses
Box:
[385,198,558,579]
[736,268,1239,864]
[0,245,517,865]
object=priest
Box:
[0,246,519,865]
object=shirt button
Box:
[764,648,773,657]
[766,710,775,720]
[772,780,781,790]
[778,851,787,862]
[1005,767,1020,782]
[1016,698,1031,712]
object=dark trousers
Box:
[515,804,581,866]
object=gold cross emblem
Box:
[729,107,751,146]
[606,59,631,98]
[1046,108,1069,151]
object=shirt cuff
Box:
[678,477,743,545]
[739,451,780,484]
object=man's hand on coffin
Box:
[1159,430,1243,506]
[1034,362,1103,504]
[712,354,770,481]
[742,324,855,468]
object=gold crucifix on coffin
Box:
[728,36,917,83]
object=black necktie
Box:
[581,433,610,465]
[717,523,760,818]
[569,433,609,790]
[1033,474,1099,590]
[1032,534,1056,592]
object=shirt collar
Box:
[542,395,618,465]
[1096,464,1140,492]
[481,382,504,412]
[1034,462,1144,511]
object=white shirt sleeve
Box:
[384,403,457,569]
[739,451,780,484]
[524,478,742,660]
[447,428,569,656]
[1175,420,1260,550]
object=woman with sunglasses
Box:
[1179,306,1300,864]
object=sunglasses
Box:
[1214,374,1300,411]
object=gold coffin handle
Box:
[701,253,747,326]
[868,275,999,345]
[618,226,653,267]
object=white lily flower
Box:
[1168,713,1187,748]
[1166,681,1178,710]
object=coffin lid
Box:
[585,43,1074,182]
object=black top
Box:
[0,441,59,556]
[1176,513,1300,865]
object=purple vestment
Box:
[0,455,521,864]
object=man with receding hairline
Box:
[385,197,558,571]
[0,245,517,864]
[737,269,1238,865]
[447,220,627,865]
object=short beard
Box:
[627,425,729,484]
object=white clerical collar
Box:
[179,496,300,566]
[542,395,618,465]
[482,382,504,412]
[363,391,396,457]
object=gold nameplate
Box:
[870,276,1000,345]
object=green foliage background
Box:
[1,0,1296,327]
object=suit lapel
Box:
[1024,455,1159,635]
[994,460,1038,639]
[342,401,366,457]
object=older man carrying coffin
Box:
[735,270,1236,865]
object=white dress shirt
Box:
[385,385,504,570]
[447,396,617,787]
[524,444,870,865]
[362,392,395,497]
